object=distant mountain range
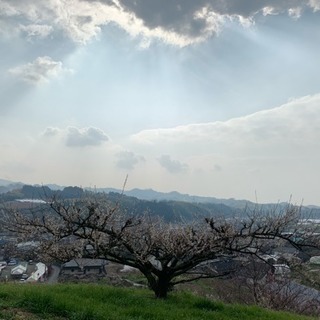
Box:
[0,178,253,208]
[0,179,265,210]
[92,187,254,209]
[0,178,319,218]
[0,179,24,194]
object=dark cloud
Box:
[117,0,307,19]
[158,155,188,174]
[208,0,304,17]
[94,0,310,39]
[65,126,109,147]
[118,0,210,37]
[0,0,318,46]
[116,150,145,170]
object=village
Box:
[0,227,319,285]
[0,231,108,284]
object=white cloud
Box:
[8,56,70,84]
[288,7,302,19]
[158,155,188,174]
[65,126,109,147]
[116,150,145,170]
[309,0,320,11]
[129,94,320,204]
[0,1,19,16]
[43,126,109,147]
[42,127,60,137]
[132,94,320,159]
[19,24,53,39]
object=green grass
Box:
[0,283,315,320]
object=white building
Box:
[27,262,47,282]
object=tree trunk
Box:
[140,269,172,299]
[154,275,171,299]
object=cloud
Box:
[89,0,319,44]
[42,127,60,137]
[116,151,145,170]
[158,155,188,174]
[309,0,320,11]
[113,0,224,40]
[43,126,109,147]
[8,56,70,84]
[19,24,53,39]
[0,0,110,43]
[0,0,319,46]
[132,94,320,158]
[65,126,109,147]
[207,1,304,17]
[128,94,320,203]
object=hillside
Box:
[0,283,314,320]
[1,179,320,214]
[0,186,237,222]
[2,184,320,222]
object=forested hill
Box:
[1,185,320,222]
[0,184,84,201]
[106,192,236,222]
[0,185,236,222]
[92,187,253,209]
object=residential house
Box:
[26,262,47,282]
[11,262,27,278]
[60,259,108,275]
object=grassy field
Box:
[0,283,315,320]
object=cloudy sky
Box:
[1,0,320,205]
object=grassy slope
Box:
[0,284,315,320]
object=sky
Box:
[1,0,320,205]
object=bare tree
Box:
[1,196,317,299]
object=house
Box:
[8,259,18,266]
[17,241,40,250]
[195,257,242,277]
[60,259,81,274]
[26,262,47,282]
[272,264,290,276]
[0,261,7,266]
[0,261,7,273]
[60,259,108,275]
[11,262,27,278]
